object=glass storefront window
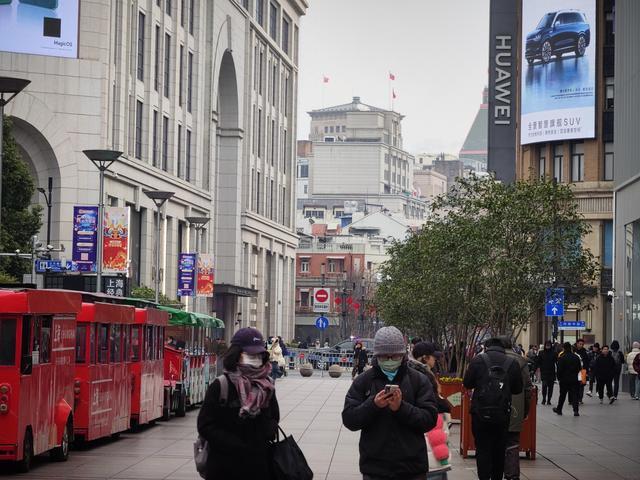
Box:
[625,221,640,347]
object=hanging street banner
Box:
[102,207,130,274]
[196,253,215,297]
[72,206,98,272]
[178,253,197,297]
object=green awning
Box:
[158,305,197,326]
[192,312,225,328]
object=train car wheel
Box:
[50,419,71,462]
[16,430,34,472]
[176,389,186,417]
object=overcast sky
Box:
[297,0,490,155]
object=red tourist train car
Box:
[130,307,168,426]
[73,302,136,442]
[0,289,82,471]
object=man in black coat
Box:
[536,340,557,405]
[463,337,524,480]
[553,342,582,416]
[594,344,616,404]
[342,326,438,480]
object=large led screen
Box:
[521,0,596,145]
[0,0,79,58]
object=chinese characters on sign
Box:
[102,207,130,274]
[178,253,197,297]
[196,254,215,297]
[103,277,127,297]
[72,206,98,272]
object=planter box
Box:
[460,387,537,459]
[439,381,464,422]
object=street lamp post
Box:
[144,190,175,303]
[37,177,53,246]
[0,77,31,236]
[186,216,209,312]
[84,150,122,293]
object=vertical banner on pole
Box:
[72,206,99,272]
[102,206,130,274]
[178,253,197,297]
[197,253,215,297]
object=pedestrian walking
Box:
[594,345,616,404]
[503,338,533,480]
[269,336,285,382]
[410,341,451,414]
[627,341,640,399]
[342,326,438,480]
[553,342,581,416]
[526,345,538,383]
[573,339,589,403]
[463,337,523,480]
[536,340,556,405]
[609,340,625,400]
[197,328,279,480]
[352,341,369,378]
[586,343,600,397]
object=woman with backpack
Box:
[197,328,279,480]
[609,340,625,401]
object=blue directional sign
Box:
[315,316,329,330]
[545,288,565,317]
[558,320,586,331]
[34,259,79,273]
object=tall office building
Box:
[0,0,307,340]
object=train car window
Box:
[111,325,122,363]
[90,324,97,364]
[0,318,17,365]
[76,325,87,363]
[21,316,32,374]
[131,325,141,361]
[145,326,154,360]
[158,327,165,359]
[40,317,52,364]
[98,324,109,363]
[123,325,131,362]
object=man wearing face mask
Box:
[342,326,438,480]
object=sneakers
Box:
[553,407,562,415]
[600,399,604,404]
[541,400,546,405]
[586,391,593,397]
[609,397,616,404]
[574,412,580,416]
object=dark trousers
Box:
[612,370,621,397]
[577,383,585,402]
[503,431,521,480]
[363,475,426,480]
[589,375,596,393]
[472,417,508,480]
[557,381,579,413]
[596,378,613,399]
[541,378,554,402]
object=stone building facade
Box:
[0,0,307,341]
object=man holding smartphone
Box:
[342,326,438,480]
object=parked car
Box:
[525,10,591,65]
[332,338,375,353]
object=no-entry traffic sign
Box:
[313,287,330,313]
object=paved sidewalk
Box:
[4,374,639,479]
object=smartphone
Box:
[384,384,400,395]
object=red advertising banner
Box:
[196,253,214,297]
[102,207,130,274]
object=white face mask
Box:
[240,353,263,368]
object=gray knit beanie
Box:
[373,326,406,356]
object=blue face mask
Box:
[380,367,398,381]
[379,358,403,381]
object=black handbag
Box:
[270,426,313,480]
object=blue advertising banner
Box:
[178,253,196,297]
[72,206,98,272]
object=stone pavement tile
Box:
[112,457,191,479]
[163,460,200,480]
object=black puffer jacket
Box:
[536,348,557,382]
[594,353,616,381]
[342,361,438,479]
[197,374,279,480]
[556,351,581,384]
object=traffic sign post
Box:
[545,288,565,317]
[315,316,329,330]
[558,320,586,331]
[313,287,330,313]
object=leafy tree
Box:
[376,176,598,375]
[130,284,180,306]
[0,116,42,278]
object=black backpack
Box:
[471,353,514,424]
